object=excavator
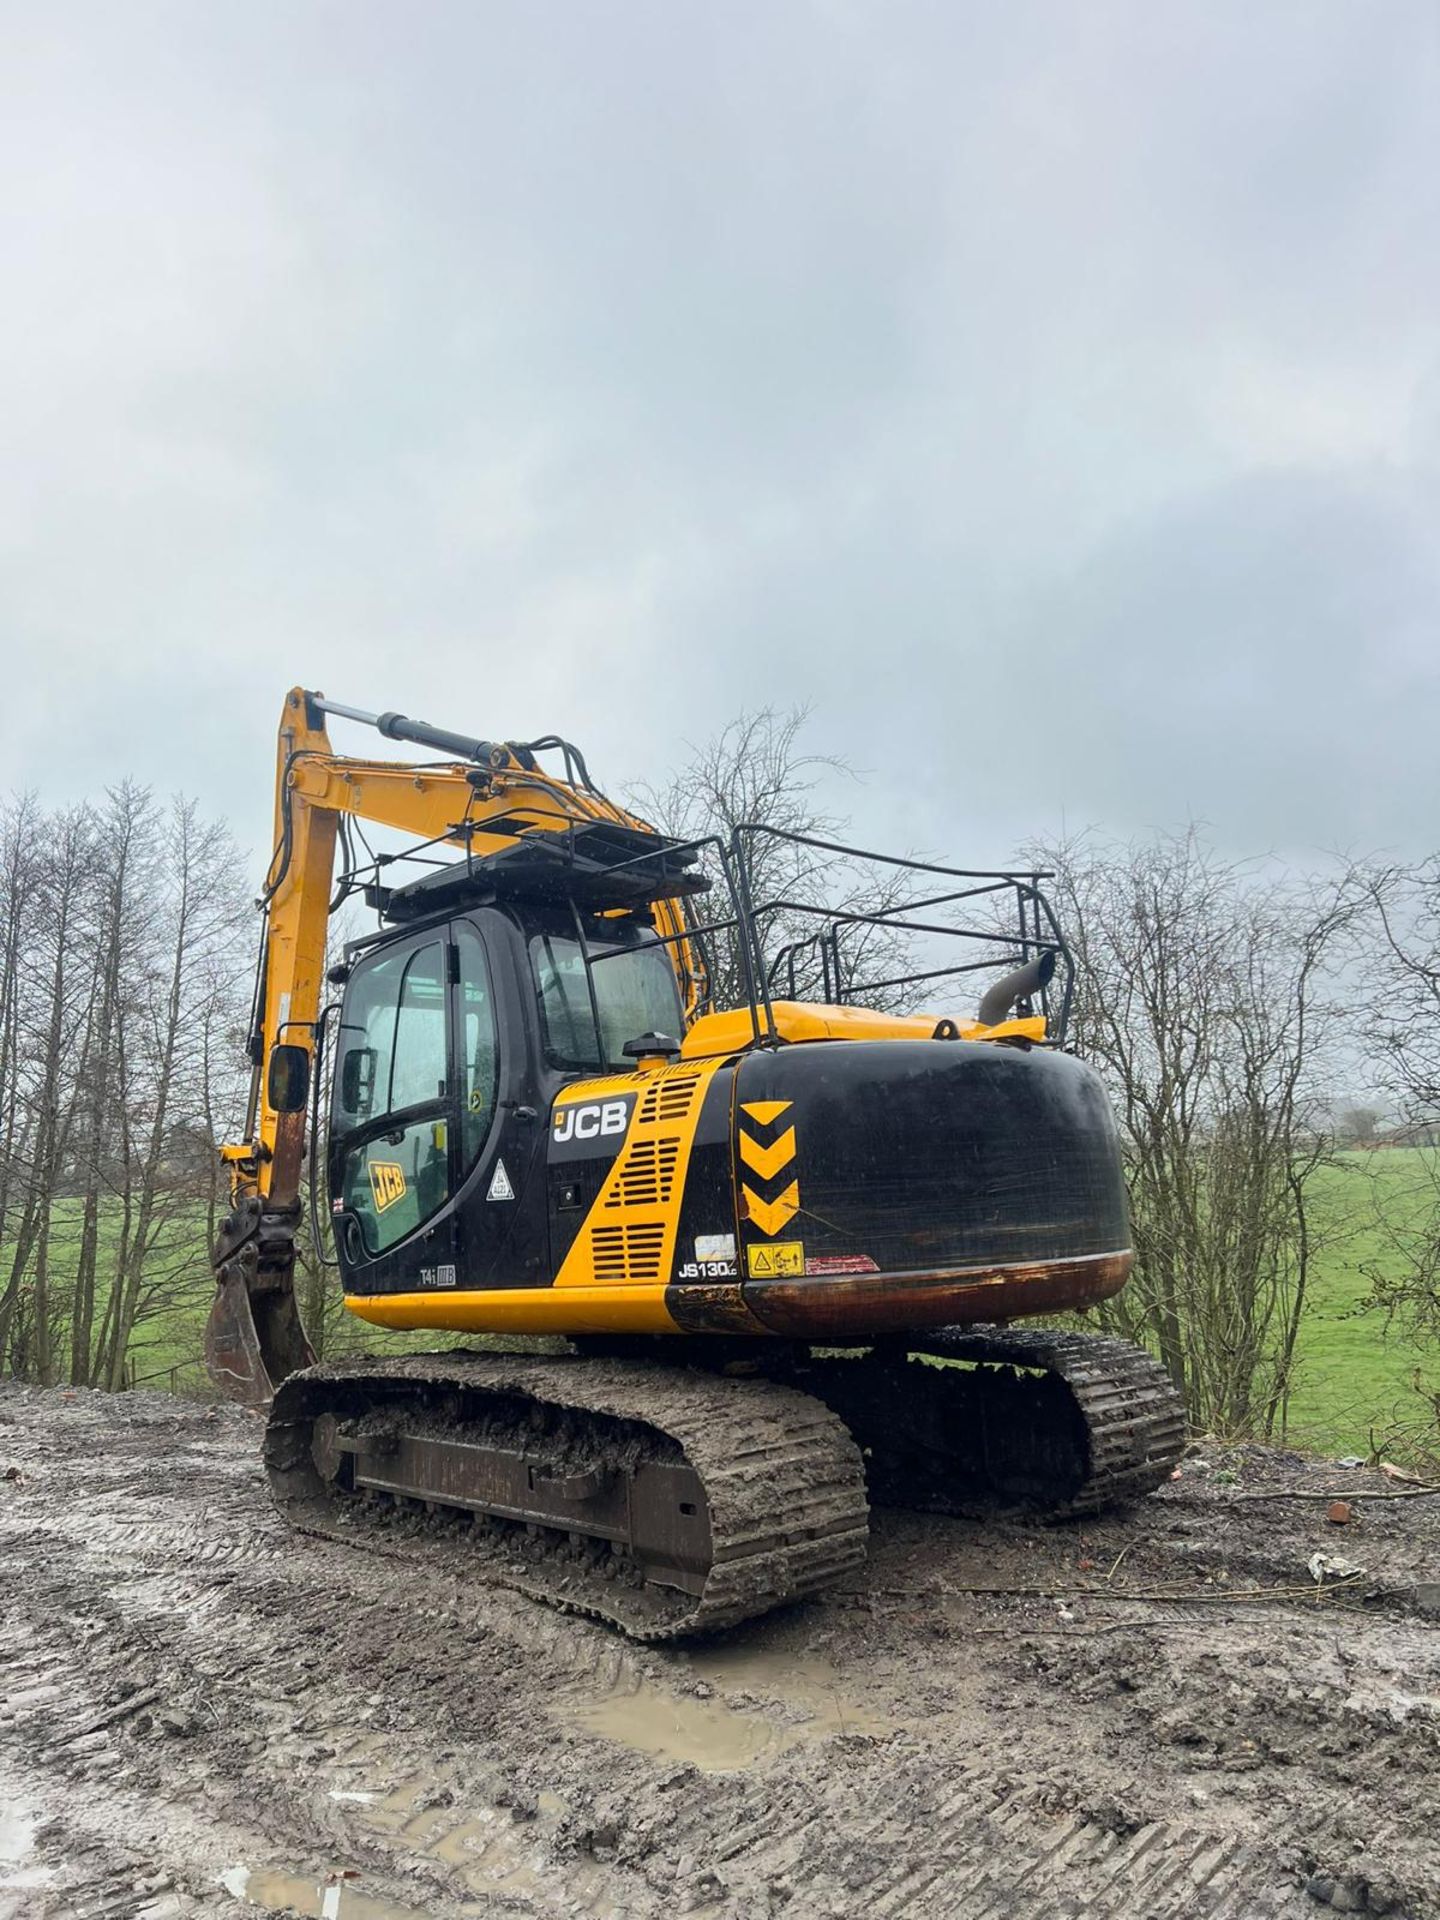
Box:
[205,687,1185,1640]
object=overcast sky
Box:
[3,1,1437,880]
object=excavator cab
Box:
[325,901,688,1306]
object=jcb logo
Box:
[553,1100,630,1145]
[368,1160,407,1213]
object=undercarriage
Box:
[265,1328,1186,1639]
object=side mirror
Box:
[268,1043,311,1114]
[340,1045,377,1117]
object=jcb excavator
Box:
[205,688,1184,1639]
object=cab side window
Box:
[334,943,409,1128]
[334,939,449,1257]
[390,946,448,1110]
[530,932,600,1068]
[457,922,499,1167]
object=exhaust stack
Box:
[977,948,1057,1029]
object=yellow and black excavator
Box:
[206,688,1184,1639]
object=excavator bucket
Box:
[204,1263,314,1408]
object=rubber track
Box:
[265,1351,869,1642]
[909,1325,1188,1518]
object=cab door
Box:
[447,913,546,1286]
[331,932,461,1285]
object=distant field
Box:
[1274,1147,1439,1460]
[5,1151,1438,1459]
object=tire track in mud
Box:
[2,1383,1438,1918]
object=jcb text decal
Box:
[368,1160,407,1213]
[553,1099,629,1143]
[550,1093,637,1157]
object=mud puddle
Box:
[569,1684,782,1770]
[311,1767,556,1904]
[691,1641,893,1736]
[567,1645,894,1771]
[221,1864,456,1919]
[0,1807,39,1867]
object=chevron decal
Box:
[738,1126,797,1181]
[737,1098,800,1238]
[743,1180,800,1236]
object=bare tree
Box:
[0,807,97,1382]
[0,796,41,1291]
[95,799,248,1387]
[69,785,151,1383]
[1036,828,1360,1437]
[1335,1106,1385,1147]
[1370,858,1440,1121]
[631,706,920,1012]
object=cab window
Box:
[390,947,447,1109]
[333,939,449,1258]
[529,928,683,1071]
[457,922,499,1165]
[333,942,414,1129]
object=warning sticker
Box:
[368,1161,406,1213]
[487,1158,515,1202]
[746,1240,804,1278]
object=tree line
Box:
[0,722,1436,1457]
[0,788,250,1388]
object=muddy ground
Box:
[1,1381,1439,1920]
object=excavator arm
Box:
[205,687,700,1405]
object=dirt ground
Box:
[2,1380,1439,1920]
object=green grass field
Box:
[7,1150,1439,1461]
[1273,1148,1439,1460]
